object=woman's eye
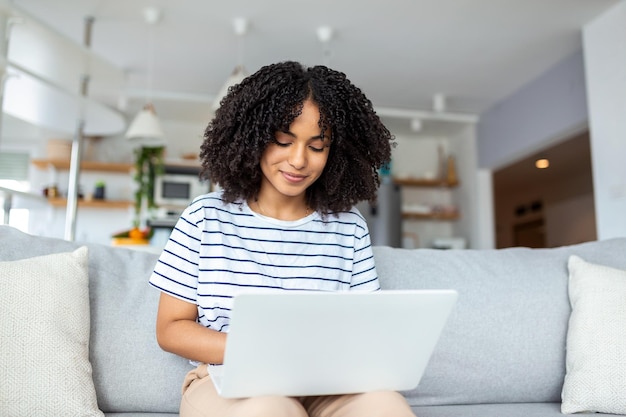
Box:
[273,137,291,147]
[309,146,325,153]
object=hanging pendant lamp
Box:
[125,103,165,145]
[212,64,247,110]
[126,7,165,146]
[212,18,249,110]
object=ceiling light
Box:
[316,26,333,43]
[316,26,334,66]
[433,93,447,112]
[142,6,162,24]
[410,118,423,132]
[535,158,550,169]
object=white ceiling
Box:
[6,0,621,131]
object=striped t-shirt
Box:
[149,192,380,334]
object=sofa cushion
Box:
[372,238,626,407]
[561,255,626,414]
[0,247,103,417]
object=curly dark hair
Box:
[199,61,394,214]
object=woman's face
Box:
[259,99,330,202]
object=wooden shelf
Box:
[32,159,134,210]
[393,177,459,187]
[31,159,133,173]
[402,211,460,221]
[396,177,460,221]
[45,197,133,209]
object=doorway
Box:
[492,131,596,248]
[513,219,545,248]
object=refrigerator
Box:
[356,181,402,248]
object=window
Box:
[0,151,29,181]
[0,151,31,232]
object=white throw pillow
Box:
[561,255,626,414]
[0,247,103,417]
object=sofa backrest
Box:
[84,241,189,413]
[372,238,626,407]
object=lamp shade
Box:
[126,103,166,145]
[212,65,247,110]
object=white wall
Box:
[159,120,207,161]
[583,2,626,240]
[93,118,207,164]
[448,125,481,248]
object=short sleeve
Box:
[149,205,203,303]
[349,213,380,291]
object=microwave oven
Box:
[154,166,210,209]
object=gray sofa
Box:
[1,224,625,416]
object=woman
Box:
[149,61,415,417]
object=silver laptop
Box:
[209,289,458,398]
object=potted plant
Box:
[93,180,106,200]
[132,145,165,229]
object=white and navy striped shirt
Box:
[149,192,380,333]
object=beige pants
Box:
[180,364,416,417]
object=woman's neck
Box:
[250,193,311,221]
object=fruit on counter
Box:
[112,227,152,239]
[129,227,145,239]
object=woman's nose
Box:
[288,144,306,169]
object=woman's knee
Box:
[230,396,307,417]
[349,391,415,417]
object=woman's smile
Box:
[281,171,308,183]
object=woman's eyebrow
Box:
[279,129,326,141]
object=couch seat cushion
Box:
[412,402,617,417]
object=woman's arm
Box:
[155,292,227,364]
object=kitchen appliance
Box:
[154,164,210,210]
[356,181,402,247]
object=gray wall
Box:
[477,50,588,170]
